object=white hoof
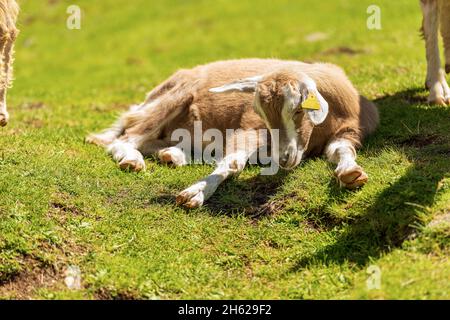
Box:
[158,147,187,167]
[176,181,208,208]
[0,111,9,127]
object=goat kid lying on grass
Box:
[87,59,379,208]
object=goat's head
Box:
[210,71,329,170]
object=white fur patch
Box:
[108,139,145,169]
[177,151,249,208]
[158,146,188,166]
[325,139,357,172]
[209,75,264,93]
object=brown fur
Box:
[87,59,379,207]
[89,58,378,160]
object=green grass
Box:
[0,0,449,299]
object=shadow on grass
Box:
[152,88,449,267]
[204,170,290,217]
[292,88,450,268]
[149,168,290,217]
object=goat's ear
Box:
[305,90,329,125]
[302,79,329,125]
[209,75,264,93]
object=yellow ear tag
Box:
[300,93,321,110]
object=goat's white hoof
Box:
[336,166,368,190]
[427,78,450,105]
[427,94,447,106]
[176,182,207,208]
[119,157,146,172]
[0,111,9,127]
[158,147,187,167]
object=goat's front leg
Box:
[421,0,450,105]
[176,151,249,208]
[325,138,368,189]
[108,137,146,172]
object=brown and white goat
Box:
[0,0,19,126]
[87,59,379,208]
[420,0,450,105]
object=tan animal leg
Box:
[0,35,8,126]
[421,0,450,105]
[0,30,16,126]
[439,0,450,74]
[325,138,368,189]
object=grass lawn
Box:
[0,0,449,299]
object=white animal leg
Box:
[0,37,7,127]
[439,0,450,74]
[176,128,267,208]
[176,150,249,208]
[421,0,450,105]
[158,147,188,167]
[0,31,16,127]
[325,139,368,189]
[108,137,146,172]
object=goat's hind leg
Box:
[86,102,150,147]
[108,135,146,172]
[139,140,188,167]
[325,138,368,189]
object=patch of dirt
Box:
[20,102,46,110]
[49,201,86,225]
[248,193,294,220]
[0,256,61,299]
[400,134,441,148]
[23,119,45,128]
[91,102,130,112]
[51,202,83,215]
[321,46,368,56]
[205,176,288,218]
[428,211,450,229]
[0,236,89,299]
[23,15,37,26]
[126,57,143,66]
[94,288,140,300]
